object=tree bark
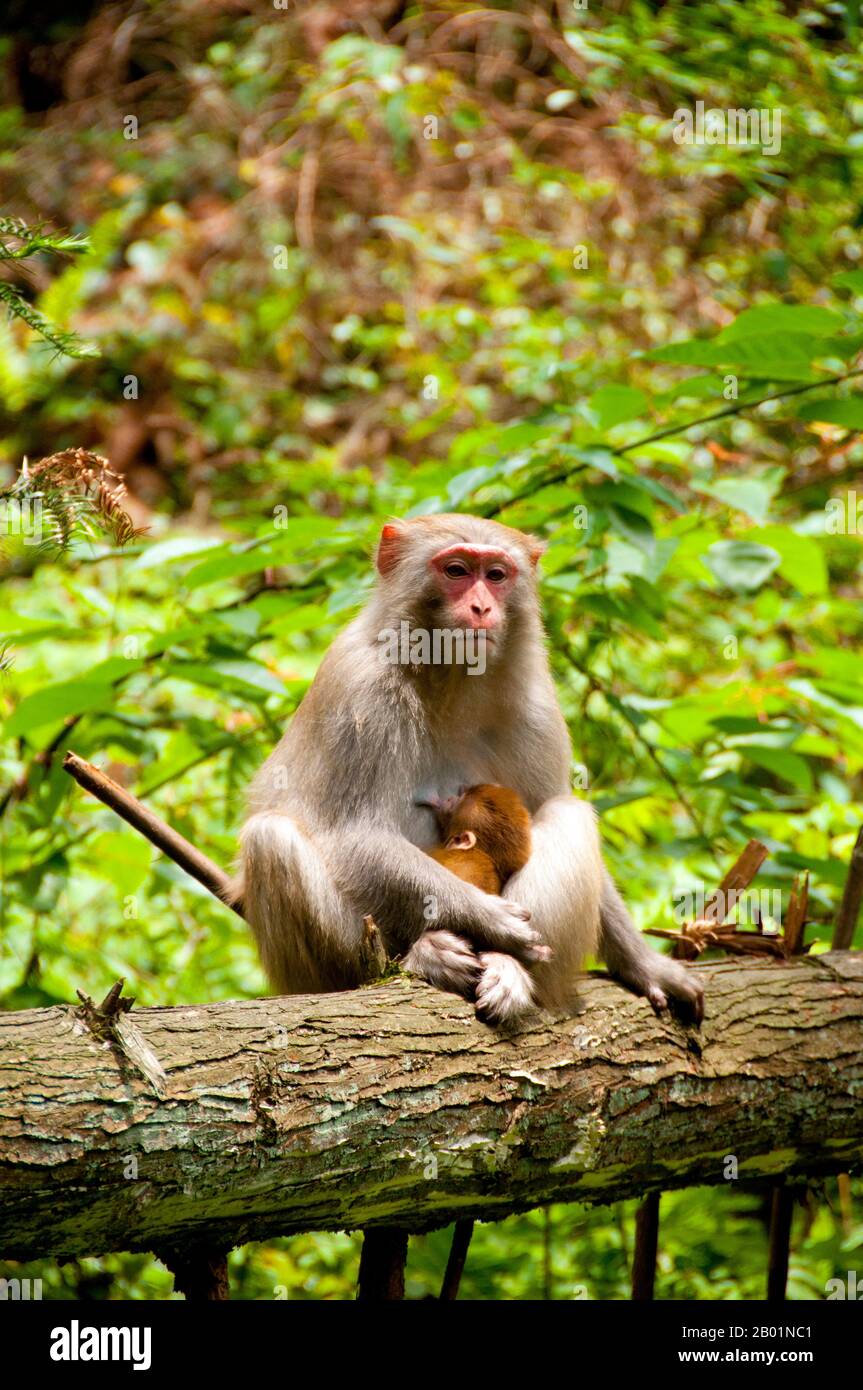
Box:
[1,955,861,1263]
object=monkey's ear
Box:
[376,522,405,576]
[525,536,546,570]
[446,830,477,852]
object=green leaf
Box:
[5,680,111,736]
[696,473,782,525]
[133,537,224,571]
[797,397,863,429]
[608,505,654,554]
[719,305,843,339]
[741,746,813,794]
[797,648,863,682]
[586,385,648,431]
[264,603,332,635]
[789,679,863,733]
[833,270,863,295]
[704,540,781,593]
[748,526,828,596]
[0,611,68,643]
[649,332,825,380]
[137,731,203,795]
[445,464,501,507]
[561,446,620,478]
[774,851,849,888]
[182,544,274,589]
[86,831,152,895]
[167,659,286,696]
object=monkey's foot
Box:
[639,956,704,1025]
[403,930,481,1000]
[475,953,535,1027]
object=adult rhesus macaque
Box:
[236,513,703,1028]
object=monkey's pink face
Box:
[430,544,518,632]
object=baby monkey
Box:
[425,784,533,897]
[420,784,539,1024]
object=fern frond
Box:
[0,217,99,357]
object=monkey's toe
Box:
[671,977,704,1025]
[644,960,704,1026]
[524,941,553,964]
[647,984,668,1015]
[404,930,480,1000]
[475,952,535,1027]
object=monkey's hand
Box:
[641,954,704,1025]
[403,930,481,1000]
[459,891,552,966]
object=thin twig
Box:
[631,1190,660,1301]
[506,366,863,506]
[561,647,706,835]
[63,751,242,916]
[439,1219,474,1300]
[766,1186,794,1303]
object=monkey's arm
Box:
[328,825,549,963]
[239,809,549,994]
[598,872,704,1023]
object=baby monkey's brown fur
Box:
[426,784,532,895]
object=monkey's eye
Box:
[444,561,470,578]
[486,567,508,582]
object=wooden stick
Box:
[439,1218,474,1300]
[160,1246,229,1301]
[766,1185,794,1302]
[837,1173,853,1236]
[833,825,863,950]
[783,872,809,957]
[704,839,770,924]
[76,978,168,1097]
[63,751,243,917]
[631,1190,660,1300]
[356,1229,408,1301]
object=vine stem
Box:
[615,365,863,457]
[505,364,863,505]
[561,647,707,838]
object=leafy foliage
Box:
[0,0,861,1301]
[0,218,99,359]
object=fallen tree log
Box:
[0,954,861,1263]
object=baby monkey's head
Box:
[435,783,532,883]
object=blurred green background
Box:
[1,0,862,1299]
